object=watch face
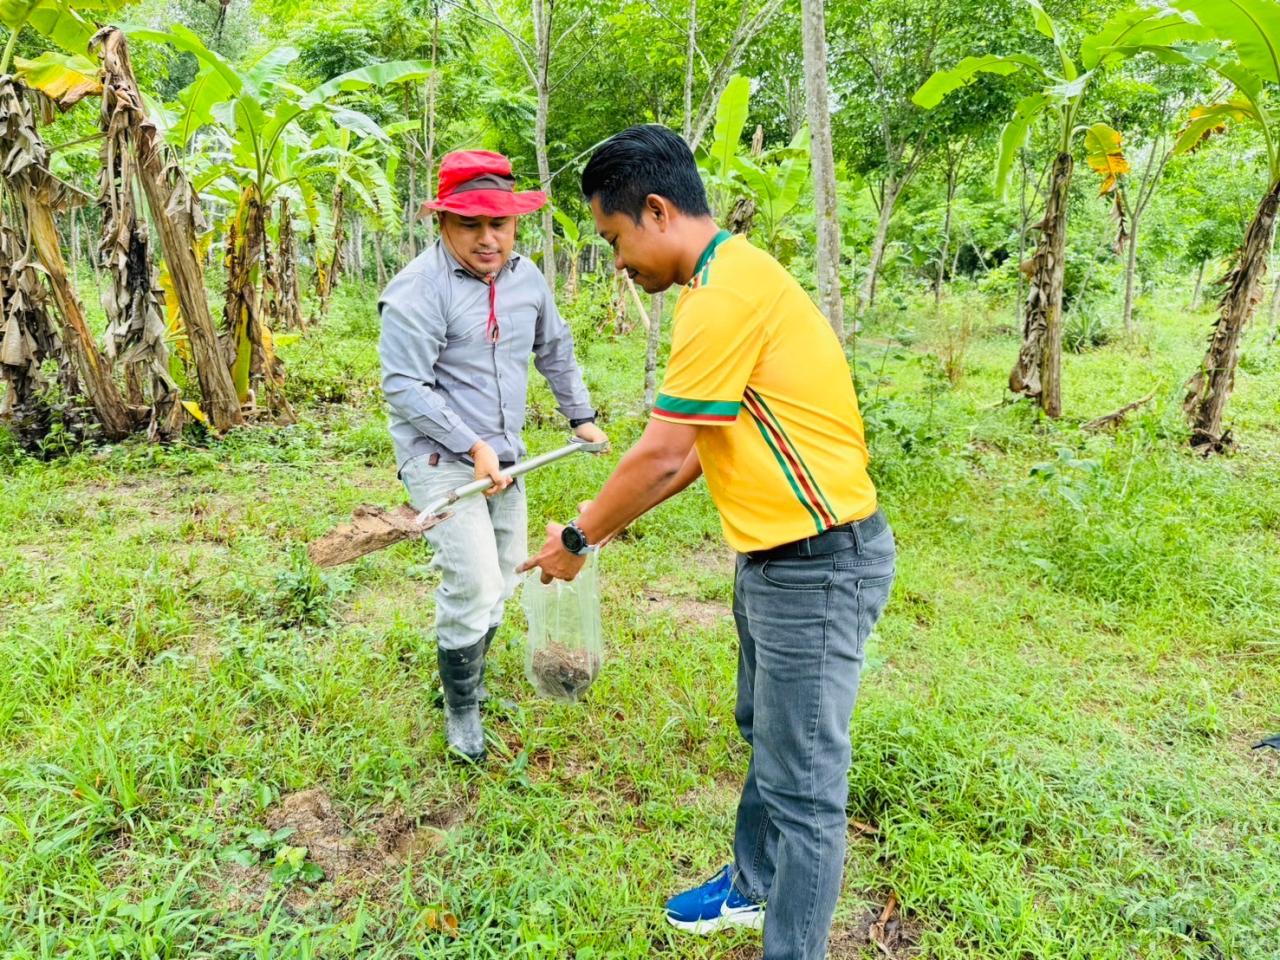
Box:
[561,524,586,553]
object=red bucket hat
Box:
[420,150,547,218]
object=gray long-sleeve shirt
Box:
[378,241,595,471]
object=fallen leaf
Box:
[869,891,899,957]
[420,907,460,939]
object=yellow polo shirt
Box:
[652,231,877,553]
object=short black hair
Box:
[580,124,711,222]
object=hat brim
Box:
[420,189,547,218]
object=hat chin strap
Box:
[439,227,503,281]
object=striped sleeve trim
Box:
[652,393,740,423]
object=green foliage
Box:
[272,548,351,627]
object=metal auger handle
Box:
[413,437,608,526]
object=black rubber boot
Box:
[437,636,487,761]
[476,625,499,702]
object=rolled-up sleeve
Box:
[532,277,595,422]
[378,270,480,455]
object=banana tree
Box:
[306,119,400,321]
[551,206,608,299]
[696,73,751,218]
[1165,0,1280,450]
[913,0,1195,418]
[0,0,107,74]
[0,76,133,440]
[733,126,812,261]
[133,25,428,409]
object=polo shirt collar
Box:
[688,229,732,287]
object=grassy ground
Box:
[2,278,1279,959]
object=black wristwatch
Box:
[560,520,592,556]
[569,412,597,429]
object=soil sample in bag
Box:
[530,641,601,701]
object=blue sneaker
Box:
[665,865,764,934]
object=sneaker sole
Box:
[666,908,764,935]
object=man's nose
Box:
[614,251,626,272]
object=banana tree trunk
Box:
[1010,151,1072,418]
[0,223,67,426]
[1267,271,1280,345]
[98,47,182,441]
[0,77,133,442]
[1183,177,1280,450]
[93,28,242,432]
[276,198,305,330]
[315,186,345,317]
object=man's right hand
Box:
[470,440,511,495]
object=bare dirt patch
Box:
[642,590,731,630]
[829,891,922,959]
[209,787,470,916]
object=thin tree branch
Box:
[443,0,536,83]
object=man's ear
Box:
[646,194,673,231]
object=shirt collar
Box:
[687,229,732,287]
[437,239,520,282]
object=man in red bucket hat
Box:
[378,149,608,761]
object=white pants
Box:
[399,456,528,652]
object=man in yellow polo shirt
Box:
[519,124,895,960]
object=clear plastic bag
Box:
[522,551,604,702]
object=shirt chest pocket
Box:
[499,302,538,357]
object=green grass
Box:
[1,279,1278,958]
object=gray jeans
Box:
[731,512,895,960]
[399,456,527,651]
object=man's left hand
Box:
[573,421,609,450]
[517,522,587,584]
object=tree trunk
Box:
[533,0,556,291]
[1190,258,1205,310]
[92,28,242,431]
[1122,211,1141,336]
[857,178,902,317]
[98,54,182,441]
[0,77,134,442]
[801,0,843,339]
[1183,177,1280,450]
[27,197,135,440]
[277,198,304,329]
[1267,270,1280,343]
[422,9,440,248]
[225,189,262,405]
[0,223,66,425]
[936,155,958,308]
[70,209,79,280]
[683,0,696,142]
[1010,151,1072,418]
[316,186,345,317]
[1015,154,1032,326]
[352,215,364,278]
[644,291,664,409]
[375,229,387,288]
[406,163,418,260]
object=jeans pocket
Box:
[398,453,436,484]
[758,556,835,591]
[856,573,895,653]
